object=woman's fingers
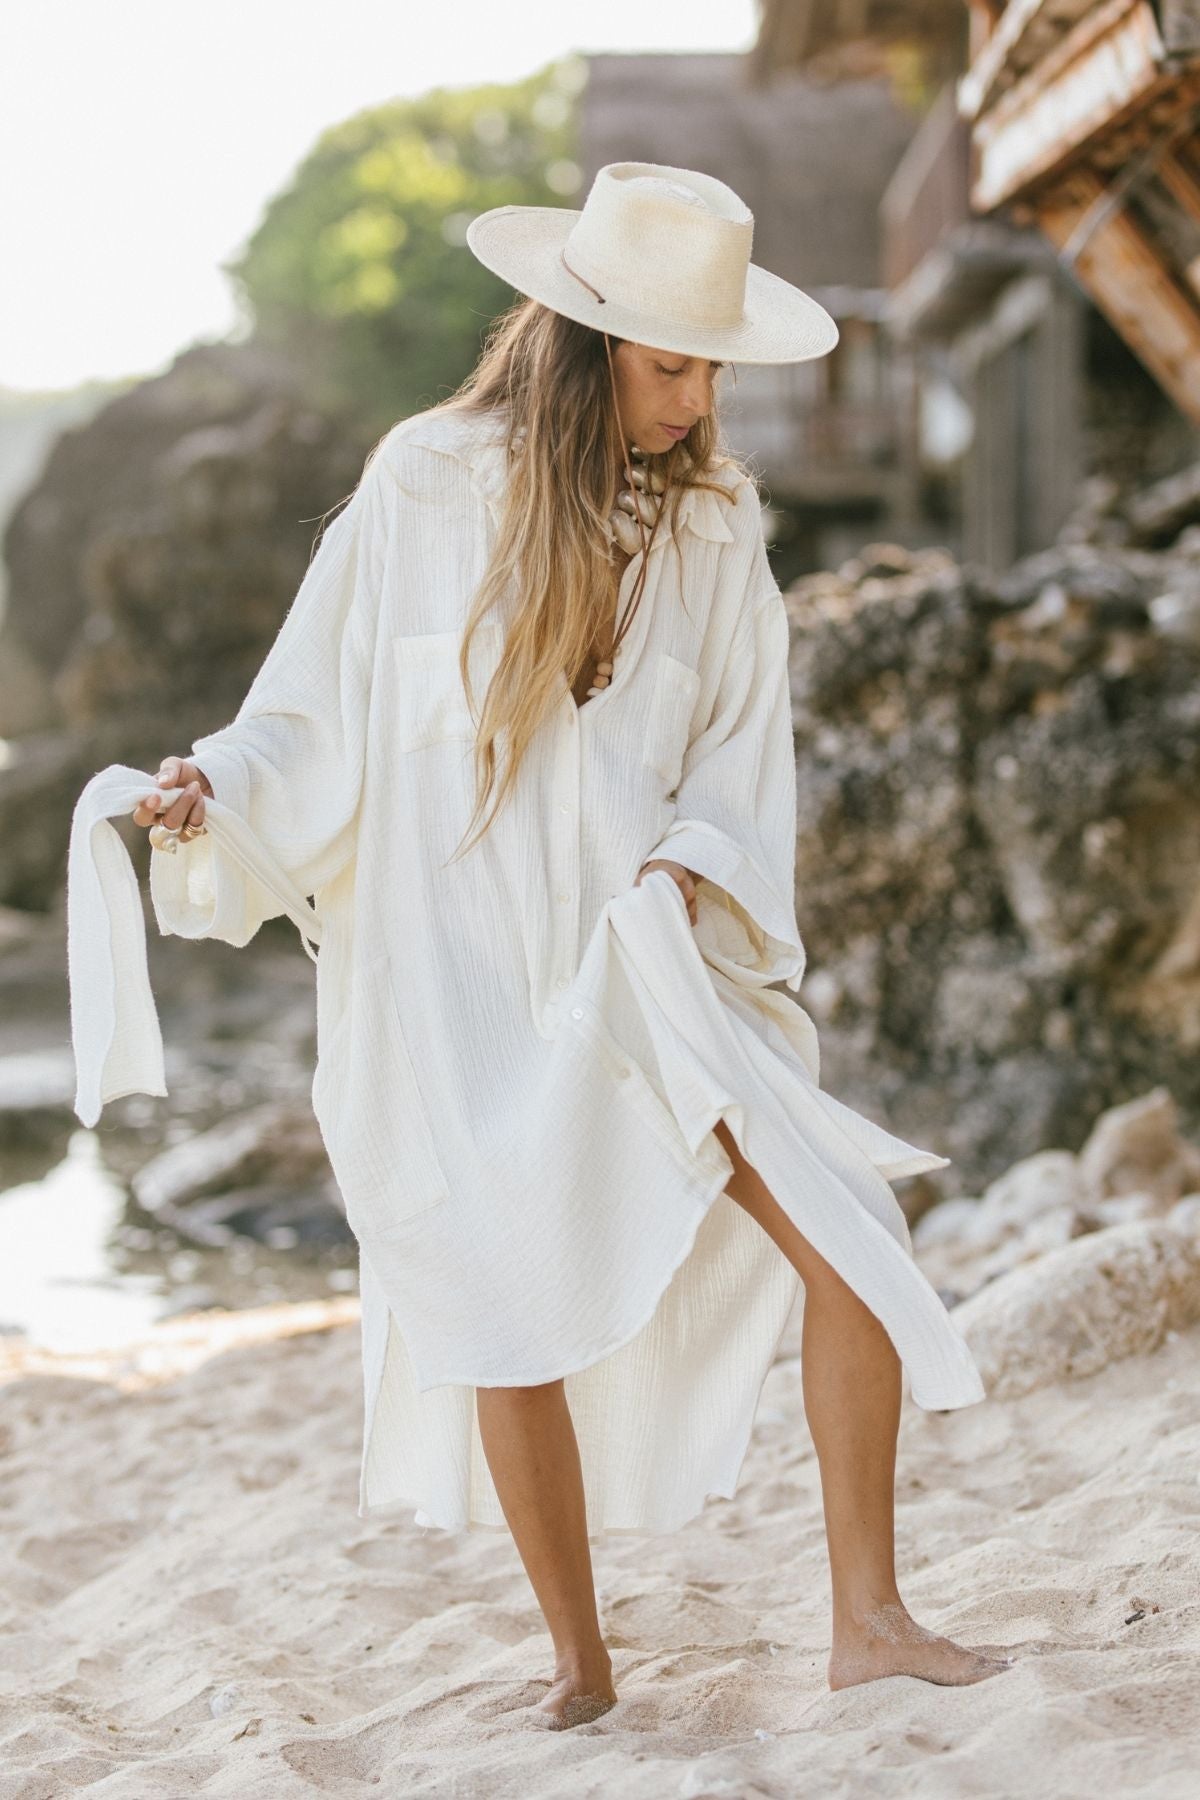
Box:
[635,858,699,926]
[162,783,203,831]
[131,792,167,826]
[132,780,202,830]
[131,755,209,831]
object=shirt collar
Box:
[400,408,735,548]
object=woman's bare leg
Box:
[475,1379,617,1726]
[712,1117,1013,1690]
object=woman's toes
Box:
[829,1605,1019,1691]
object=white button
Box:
[558,803,570,814]
[556,975,569,989]
[570,1007,584,1020]
[556,890,571,903]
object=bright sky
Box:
[0,1,759,393]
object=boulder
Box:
[951,1205,1200,1398]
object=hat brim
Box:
[465,204,839,366]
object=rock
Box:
[1077,1087,1200,1209]
[776,471,1200,1186]
[161,1181,352,1250]
[0,339,371,903]
[1085,1192,1162,1228]
[130,1102,346,1245]
[133,1105,297,1214]
[952,1216,1200,1397]
[837,541,917,582]
[931,949,1043,1058]
[970,1202,1093,1288]
[911,1196,986,1250]
[1148,587,1200,647]
[1169,1193,1200,1237]
[1126,458,1200,547]
[975,1149,1085,1234]
[913,1150,1093,1298]
[987,543,1152,615]
[1056,474,1127,548]
[0,729,97,910]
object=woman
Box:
[127,163,1008,1727]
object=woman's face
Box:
[610,341,726,457]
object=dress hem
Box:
[356,1090,973,1535]
[358,1147,747,1527]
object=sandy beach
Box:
[2,1261,1197,1798]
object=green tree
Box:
[224,57,586,433]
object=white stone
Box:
[952,1217,1200,1398]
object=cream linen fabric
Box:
[67,404,985,1535]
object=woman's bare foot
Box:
[829,1600,1015,1691]
[531,1655,618,1730]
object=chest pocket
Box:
[391,623,502,752]
[644,652,701,791]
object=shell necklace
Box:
[584,446,671,698]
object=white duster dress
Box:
[67,403,985,1536]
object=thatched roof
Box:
[580,51,918,292]
[746,0,968,85]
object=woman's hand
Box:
[635,858,700,926]
[131,756,213,836]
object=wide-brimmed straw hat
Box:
[465,160,839,367]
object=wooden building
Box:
[750,1,1200,568]
[960,0,1200,422]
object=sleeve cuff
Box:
[187,735,253,816]
[147,737,266,946]
[642,820,807,993]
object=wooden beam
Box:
[958,0,1100,121]
[1039,170,1200,419]
[971,0,1167,210]
[1157,146,1200,215]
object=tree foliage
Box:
[224,57,586,431]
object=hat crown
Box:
[562,161,754,333]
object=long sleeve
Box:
[68,767,324,1126]
[147,445,394,947]
[643,501,806,994]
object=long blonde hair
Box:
[416,297,751,859]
